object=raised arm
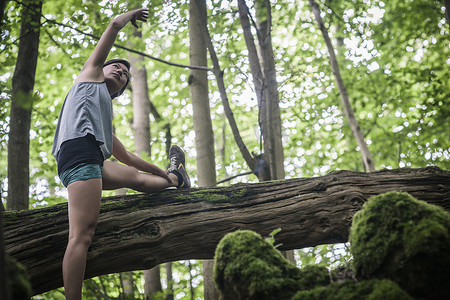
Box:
[75,8,148,83]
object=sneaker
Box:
[168,145,191,188]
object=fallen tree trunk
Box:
[3,167,450,295]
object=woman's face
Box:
[103,62,129,94]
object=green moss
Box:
[174,189,229,203]
[230,188,248,199]
[100,200,128,211]
[349,191,450,299]
[292,279,413,300]
[213,230,329,300]
[172,188,250,204]
[204,193,229,202]
[3,210,20,225]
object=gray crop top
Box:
[52,81,113,160]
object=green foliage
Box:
[349,191,450,299]
[264,227,282,247]
[296,243,352,269]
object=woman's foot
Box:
[168,145,191,188]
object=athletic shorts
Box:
[59,163,102,187]
[56,134,104,187]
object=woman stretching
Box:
[52,7,190,299]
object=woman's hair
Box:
[103,59,131,98]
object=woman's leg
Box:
[63,178,102,300]
[102,160,178,192]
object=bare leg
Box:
[102,160,178,192]
[63,178,102,300]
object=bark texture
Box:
[129,30,152,156]
[7,0,42,210]
[189,1,219,298]
[193,0,258,173]
[445,0,450,27]
[3,167,450,295]
[254,0,285,180]
[189,0,216,188]
[128,27,163,297]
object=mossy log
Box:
[3,167,450,295]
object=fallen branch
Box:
[3,167,450,295]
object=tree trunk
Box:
[189,0,219,298]
[254,0,285,180]
[189,0,216,188]
[129,30,152,157]
[445,0,450,27]
[0,193,11,300]
[193,0,258,174]
[3,167,449,295]
[237,0,270,181]
[239,0,292,261]
[0,0,7,30]
[128,26,163,298]
[7,0,42,210]
[165,262,174,300]
[308,0,375,172]
[144,266,162,298]
[120,271,134,296]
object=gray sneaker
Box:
[168,145,191,188]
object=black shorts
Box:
[56,134,104,176]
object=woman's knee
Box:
[69,226,96,248]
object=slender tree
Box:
[128,27,163,299]
[237,0,293,262]
[445,0,450,27]
[0,191,11,300]
[0,0,7,29]
[165,262,174,300]
[254,0,285,180]
[308,0,375,171]
[129,30,152,157]
[189,0,219,298]
[7,0,43,210]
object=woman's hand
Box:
[129,8,148,28]
[76,7,149,82]
[154,168,173,184]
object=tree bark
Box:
[129,31,152,156]
[189,0,216,188]
[0,193,11,300]
[308,0,375,172]
[193,0,258,173]
[128,27,163,298]
[189,1,219,298]
[237,0,271,181]
[254,0,285,180]
[120,271,134,296]
[445,0,450,27]
[7,0,42,210]
[144,266,162,297]
[3,167,449,295]
[165,262,174,300]
[0,0,7,30]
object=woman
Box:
[52,8,190,299]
